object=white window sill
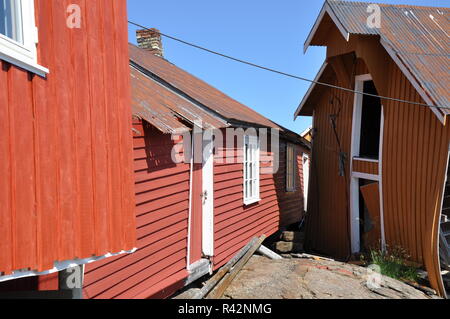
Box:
[244,198,261,206]
[0,51,49,78]
[286,188,297,193]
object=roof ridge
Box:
[129,43,292,133]
[327,0,449,11]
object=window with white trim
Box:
[0,0,48,76]
[243,135,260,205]
[286,143,297,192]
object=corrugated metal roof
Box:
[131,67,226,133]
[130,44,310,148]
[129,43,286,130]
[131,68,190,133]
[306,0,450,116]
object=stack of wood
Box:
[273,231,305,254]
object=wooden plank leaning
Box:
[190,236,259,299]
[206,235,267,299]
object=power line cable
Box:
[128,21,450,111]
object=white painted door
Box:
[302,153,310,211]
[202,132,214,257]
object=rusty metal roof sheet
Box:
[131,66,226,133]
[131,68,189,133]
[305,0,450,117]
[129,43,286,130]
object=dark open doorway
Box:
[359,81,382,160]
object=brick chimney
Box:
[136,28,164,57]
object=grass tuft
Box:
[362,246,419,282]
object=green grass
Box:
[363,246,419,282]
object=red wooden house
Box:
[0,0,136,297]
[82,29,310,299]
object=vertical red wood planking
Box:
[0,0,136,277]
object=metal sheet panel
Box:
[129,44,285,129]
[326,1,450,114]
[131,66,226,133]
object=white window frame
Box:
[243,135,260,205]
[286,143,297,192]
[0,0,48,77]
[350,74,381,161]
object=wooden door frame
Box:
[350,73,386,254]
[202,130,214,258]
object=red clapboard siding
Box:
[83,121,189,299]
[0,0,135,276]
[212,131,307,270]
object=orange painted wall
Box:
[0,0,135,276]
[303,34,449,295]
[352,160,378,176]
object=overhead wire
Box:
[128,20,449,111]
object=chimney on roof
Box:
[136,28,164,57]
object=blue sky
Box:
[127,0,449,133]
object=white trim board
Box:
[0,248,137,283]
[303,2,350,53]
[351,172,380,181]
[353,157,379,163]
[302,153,310,211]
[350,74,377,161]
[186,126,197,267]
[202,130,214,257]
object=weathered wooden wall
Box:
[0,0,135,276]
[213,131,307,269]
[304,33,449,295]
[83,121,190,299]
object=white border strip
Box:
[0,51,48,77]
[304,3,350,53]
[202,130,214,257]
[0,248,137,283]
[352,172,380,181]
[353,157,379,163]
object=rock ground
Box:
[219,256,434,299]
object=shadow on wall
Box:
[142,122,180,172]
